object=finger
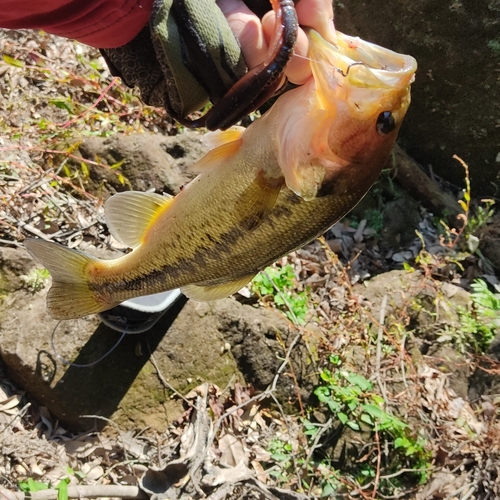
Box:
[295,0,334,39]
[217,0,269,70]
[285,28,311,85]
[262,12,311,85]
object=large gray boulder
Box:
[78,130,207,197]
[336,0,500,197]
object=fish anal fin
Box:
[105,191,174,248]
[181,274,256,302]
[203,126,245,149]
[236,171,285,231]
[191,138,242,173]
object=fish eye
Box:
[376,111,396,136]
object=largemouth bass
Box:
[25,29,417,320]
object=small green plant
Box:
[264,355,431,496]
[19,477,70,500]
[267,438,294,483]
[439,279,499,354]
[308,356,431,485]
[266,435,342,496]
[432,157,491,249]
[364,208,384,234]
[50,97,76,114]
[466,199,495,235]
[487,38,500,57]
[55,478,70,500]
[251,264,309,324]
[18,479,50,495]
[21,268,51,292]
[313,364,407,435]
[470,279,500,322]
[18,467,78,500]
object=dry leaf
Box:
[219,433,247,468]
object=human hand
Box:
[218,0,334,85]
[102,0,334,124]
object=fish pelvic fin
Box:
[105,191,174,248]
[24,239,105,320]
[236,171,285,231]
[181,274,256,302]
[191,136,242,173]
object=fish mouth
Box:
[309,29,417,90]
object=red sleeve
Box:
[0,0,154,48]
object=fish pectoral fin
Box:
[203,126,246,149]
[236,171,285,231]
[191,137,242,173]
[181,274,256,302]
[105,191,174,248]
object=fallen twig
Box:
[0,485,147,500]
[375,294,388,402]
[392,144,461,224]
[147,347,194,408]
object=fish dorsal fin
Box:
[181,274,256,302]
[202,126,245,149]
[236,171,285,231]
[191,135,243,173]
[105,191,174,248]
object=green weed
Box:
[466,199,495,235]
[251,265,309,324]
[364,208,384,234]
[19,470,73,500]
[265,354,431,497]
[309,356,431,485]
[266,435,342,496]
[18,479,50,494]
[487,39,500,57]
[21,268,50,292]
[18,478,69,500]
[471,279,500,320]
[313,363,407,435]
[436,156,495,254]
[267,438,295,483]
[440,279,499,353]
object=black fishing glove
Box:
[101,0,271,121]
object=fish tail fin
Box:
[24,239,107,320]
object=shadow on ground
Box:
[47,297,188,430]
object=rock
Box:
[335,1,500,197]
[354,269,428,317]
[380,197,421,250]
[0,285,239,431]
[77,130,208,196]
[478,213,500,272]
[357,269,470,321]
[0,249,318,432]
[469,333,500,402]
[0,247,35,293]
[356,269,471,396]
[211,300,320,406]
[426,344,469,399]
